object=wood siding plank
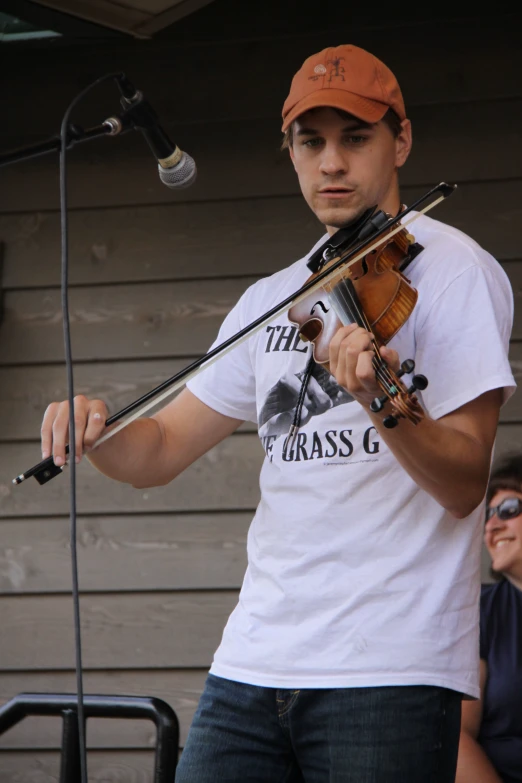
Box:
[0,750,159,782]
[2,194,522,367]
[0,277,260,364]
[1,355,520,443]
[0,436,264,517]
[1,423,520,518]
[2,171,522,290]
[0,195,317,288]
[0,360,257,440]
[0,511,498,597]
[2,110,522,211]
[0,591,238,670]
[0,513,248,594]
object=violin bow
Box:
[13,181,455,486]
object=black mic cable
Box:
[13,75,198,779]
[58,71,133,783]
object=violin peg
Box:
[370,395,388,413]
[410,374,428,392]
[383,415,399,429]
[398,359,415,376]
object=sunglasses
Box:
[486,497,522,522]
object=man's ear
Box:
[395,119,412,169]
[288,145,296,170]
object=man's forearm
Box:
[86,417,166,488]
[328,327,502,517]
[368,402,495,518]
[456,732,503,783]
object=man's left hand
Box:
[328,324,400,408]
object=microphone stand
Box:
[0,117,134,168]
[0,87,164,169]
[0,76,174,783]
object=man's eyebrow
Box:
[295,126,320,136]
[295,121,373,136]
[344,121,373,131]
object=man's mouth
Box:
[317,187,355,198]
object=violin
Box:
[288,212,428,428]
[13,182,455,486]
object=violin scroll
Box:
[369,359,428,428]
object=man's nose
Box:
[319,144,347,175]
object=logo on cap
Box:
[309,57,346,83]
[327,57,345,82]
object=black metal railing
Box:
[0,692,179,782]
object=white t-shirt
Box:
[187,212,515,698]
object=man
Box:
[42,45,515,781]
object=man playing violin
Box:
[41,45,515,782]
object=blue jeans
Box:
[175,674,462,782]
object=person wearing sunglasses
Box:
[456,452,522,783]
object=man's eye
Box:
[346,135,367,144]
[303,138,322,148]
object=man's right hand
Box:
[40,389,243,489]
[41,395,109,466]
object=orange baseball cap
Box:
[281,44,406,131]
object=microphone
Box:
[116,74,197,189]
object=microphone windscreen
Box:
[158,152,197,189]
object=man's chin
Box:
[315,204,368,230]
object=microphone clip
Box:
[114,75,181,166]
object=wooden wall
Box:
[0,4,521,779]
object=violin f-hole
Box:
[310,300,329,315]
[298,317,324,343]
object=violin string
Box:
[329,280,392,393]
[331,274,399,393]
[329,276,397,396]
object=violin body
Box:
[289,222,427,428]
[289,225,418,366]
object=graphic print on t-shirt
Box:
[258,360,354,438]
[258,323,382,466]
